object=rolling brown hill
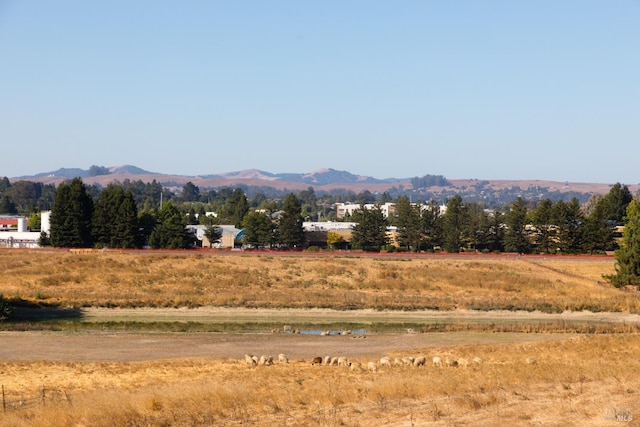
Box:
[12,166,639,196]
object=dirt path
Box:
[0,330,571,363]
[5,307,639,363]
[78,306,640,325]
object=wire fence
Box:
[1,385,71,413]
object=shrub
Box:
[0,295,14,321]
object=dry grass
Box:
[1,250,638,425]
[0,249,632,313]
[1,334,638,426]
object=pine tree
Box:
[503,197,530,254]
[148,202,193,249]
[350,204,389,251]
[242,211,274,248]
[50,178,94,247]
[394,195,424,252]
[607,200,640,288]
[220,188,249,228]
[442,195,464,253]
[278,194,305,249]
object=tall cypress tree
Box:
[50,178,94,248]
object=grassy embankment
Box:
[0,249,632,313]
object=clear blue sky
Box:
[1,1,638,183]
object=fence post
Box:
[42,386,45,406]
[2,385,5,413]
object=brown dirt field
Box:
[0,329,569,363]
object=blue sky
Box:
[1,1,638,183]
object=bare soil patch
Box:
[5,307,639,363]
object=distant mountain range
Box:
[16,166,406,188]
[11,165,638,203]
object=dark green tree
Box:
[422,200,444,251]
[278,194,305,249]
[582,197,615,254]
[92,185,139,249]
[0,294,14,321]
[220,188,249,228]
[136,211,157,248]
[442,195,465,253]
[607,200,640,288]
[485,210,505,252]
[242,210,274,248]
[148,201,194,249]
[394,195,424,251]
[113,190,139,249]
[531,199,554,254]
[350,204,389,251]
[503,197,531,253]
[0,177,10,194]
[50,178,94,248]
[92,184,123,248]
[552,198,583,253]
[463,202,490,252]
[604,183,633,225]
[203,225,223,248]
[181,181,200,203]
[0,195,17,214]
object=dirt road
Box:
[5,307,639,363]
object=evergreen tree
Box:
[463,202,490,252]
[394,195,424,251]
[422,200,444,251]
[442,195,465,253]
[203,225,223,248]
[350,204,389,251]
[92,185,139,249]
[220,188,249,228]
[242,210,274,248]
[0,195,17,214]
[148,201,193,249]
[113,191,139,248]
[92,185,124,248]
[552,198,583,253]
[582,197,615,254]
[503,197,531,253]
[0,177,10,194]
[531,199,554,254]
[485,210,505,252]
[50,178,94,248]
[278,194,305,249]
[604,183,633,225]
[607,200,640,288]
[181,181,200,202]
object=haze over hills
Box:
[10,165,639,203]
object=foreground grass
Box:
[0,249,634,313]
[1,334,637,426]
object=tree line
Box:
[42,178,306,250]
[353,183,634,256]
[2,175,636,256]
[5,176,640,287]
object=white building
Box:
[0,211,50,248]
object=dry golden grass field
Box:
[1,249,639,426]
